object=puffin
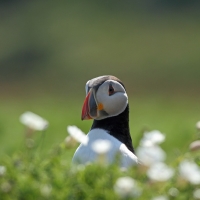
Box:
[72,75,138,168]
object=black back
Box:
[91,104,135,153]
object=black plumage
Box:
[91,105,135,153]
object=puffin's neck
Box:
[91,105,135,153]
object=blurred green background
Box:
[1,0,200,160]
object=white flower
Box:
[151,195,169,200]
[140,130,165,146]
[1,182,12,193]
[64,136,77,148]
[114,176,142,198]
[0,166,6,176]
[90,140,112,165]
[196,121,200,130]
[136,145,166,166]
[190,140,200,152]
[179,160,200,185]
[40,184,52,197]
[91,139,112,154]
[168,187,179,197]
[20,111,49,131]
[67,126,88,145]
[193,188,200,200]
[147,162,174,182]
[137,130,166,166]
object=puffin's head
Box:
[81,75,128,120]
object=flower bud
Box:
[189,140,200,152]
[196,121,200,130]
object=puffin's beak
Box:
[81,89,97,120]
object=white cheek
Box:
[105,93,128,116]
[97,92,128,117]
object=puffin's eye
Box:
[108,84,115,96]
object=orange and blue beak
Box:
[81,89,98,120]
[81,88,108,120]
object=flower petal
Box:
[114,176,142,198]
[179,160,200,185]
[20,111,49,131]
[91,139,112,154]
[67,126,88,145]
[147,162,174,182]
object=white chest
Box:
[72,128,137,168]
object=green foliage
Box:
[0,143,118,199]
[0,137,200,200]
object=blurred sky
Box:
[1,0,200,98]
